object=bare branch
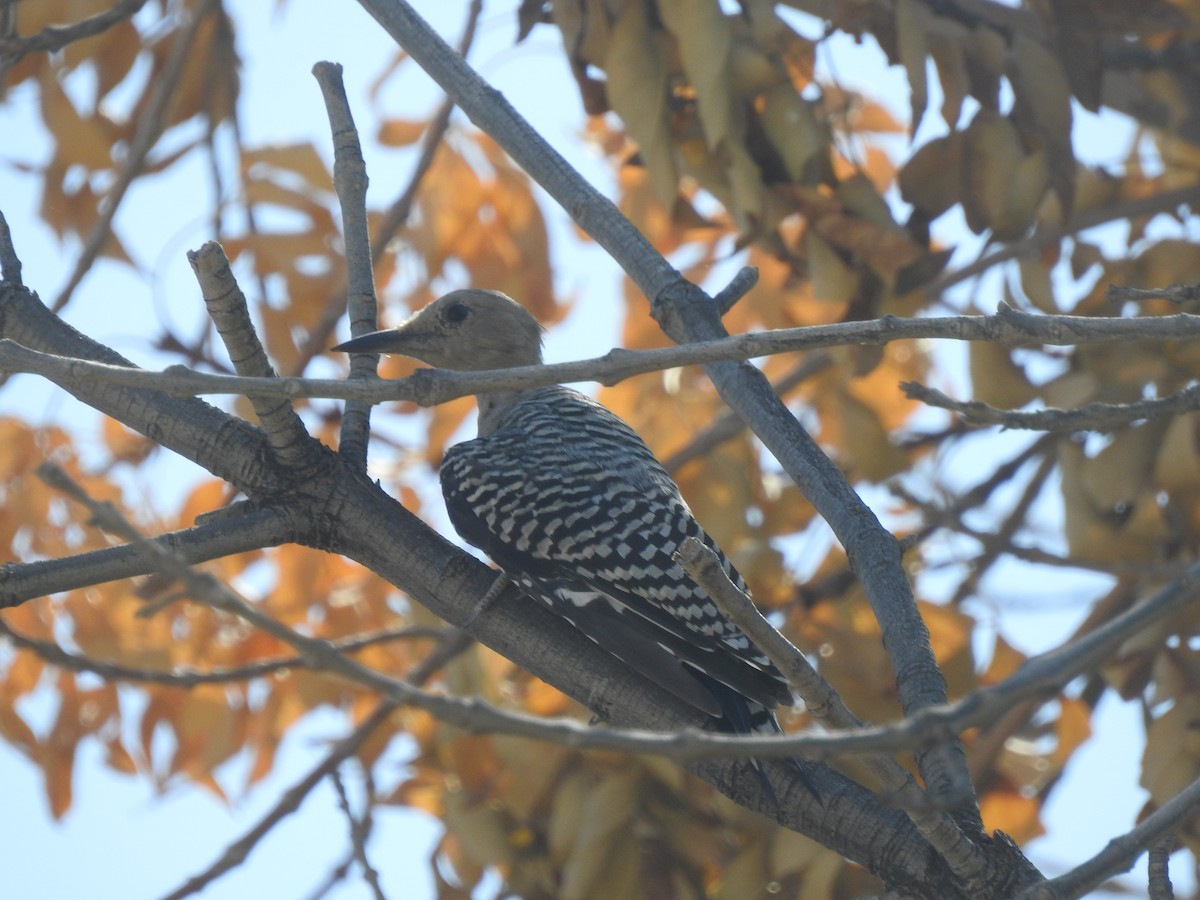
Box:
[949,452,1057,606]
[313,61,379,466]
[925,184,1200,302]
[1107,282,1200,305]
[0,0,148,67]
[331,769,387,900]
[8,304,1200,406]
[713,266,759,316]
[288,0,483,376]
[160,701,399,900]
[188,242,314,465]
[674,537,993,892]
[0,208,21,286]
[1148,837,1175,900]
[160,626,470,900]
[50,0,221,314]
[0,617,449,687]
[904,381,1200,433]
[1016,775,1200,900]
[663,352,832,473]
[0,506,290,609]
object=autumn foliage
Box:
[5,0,1200,897]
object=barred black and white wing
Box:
[440,386,792,725]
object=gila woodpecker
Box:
[335,290,816,797]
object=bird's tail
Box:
[689,670,822,806]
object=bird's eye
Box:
[443,302,471,325]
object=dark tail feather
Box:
[689,670,823,806]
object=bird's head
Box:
[332,289,544,371]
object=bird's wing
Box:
[441,437,792,708]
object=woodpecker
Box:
[335,290,815,798]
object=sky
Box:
[0,0,1180,897]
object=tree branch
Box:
[160,701,401,900]
[49,0,221,315]
[0,617,449,687]
[0,505,290,609]
[6,303,1200,405]
[313,61,379,467]
[188,242,314,466]
[674,538,993,891]
[1016,774,1200,899]
[0,0,149,66]
[904,380,1200,433]
[287,0,483,376]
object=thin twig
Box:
[9,304,1200,406]
[904,380,1200,433]
[924,185,1200,302]
[663,351,832,473]
[288,0,483,376]
[331,769,387,900]
[303,849,356,900]
[1016,775,1200,899]
[50,0,220,314]
[161,629,472,900]
[713,266,759,315]
[159,702,399,900]
[1107,283,1200,305]
[950,452,1056,606]
[0,0,149,66]
[0,617,449,687]
[1148,836,1175,900]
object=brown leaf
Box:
[39,71,115,171]
[962,110,1048,238]
[1143,696,1200,807]
[604,2,677,208]
[378,117,431,147]
[899,133,963,219]
[658,0,735,148]
[558,772,641,899]
[979,788,1044,844]
[929,25,968,128]
[806,230,859,303]
[1007,34,1075,216]
[241,143,331,190]
[895,0,928,135]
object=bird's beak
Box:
[332,328,429,356]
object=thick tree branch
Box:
[0,285,928,880]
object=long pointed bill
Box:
[332,328,422,355]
